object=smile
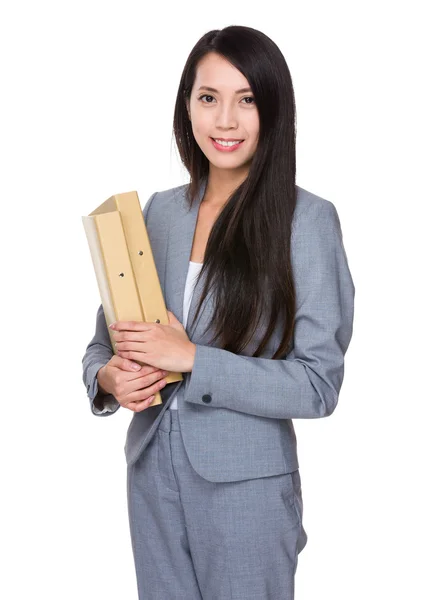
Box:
[210,137,245,152]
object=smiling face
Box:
[186,52,260,178]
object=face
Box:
[186,52,260,177]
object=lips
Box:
[210,137,245,152]
[210,137,245,143]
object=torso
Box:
[189,202,222,263]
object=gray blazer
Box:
[82,177,355,482]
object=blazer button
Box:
[202,394,212,404]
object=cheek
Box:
[192,123,214,154]
[248,114,260,138]
[192,109,212,132]
[246,126,259,154]
[250,122,259,150]
[249,134,259,153]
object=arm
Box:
[183,200,355,420]
[81,304,120,416]
[81,191,158,416]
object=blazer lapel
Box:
[165,176,214,342]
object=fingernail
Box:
[132,364,141,370]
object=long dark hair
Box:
[172,25,298,360]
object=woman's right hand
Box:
[97,355,169,412]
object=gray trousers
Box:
[127,408,308,599]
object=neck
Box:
[202,167,249,208]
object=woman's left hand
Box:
[109,310,196,373]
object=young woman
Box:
[82,25,355,599]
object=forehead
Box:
[194,53,250,91]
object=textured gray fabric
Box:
[82,177,355,483]
[127,407,307,599]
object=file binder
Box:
[82,190,183,407]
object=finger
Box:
[115,340,147,351]
[113,356,159,376]
[113,356,143,371]
[125,380,164,409]
[109,320,153,332]
[122,370,166,398]
[112,331,147,343]
[125,395,156,412]
[126,373,167,402]
[117,350,148,361]
[140,364,164,374]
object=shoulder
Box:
[294,185,340,223]
[143,181,341,229]
[293,185,342,235]
[141,182,188,225]
[143,182,187,214]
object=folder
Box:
[82,190,183,408]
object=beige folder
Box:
[82,190,183,408]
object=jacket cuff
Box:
[87,362,120,416]
[183,344,218,407]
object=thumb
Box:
[167,310,178,322]
[167,309,184,330]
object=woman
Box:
[82,25,355,599]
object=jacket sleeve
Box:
[183,199,356,420]
[81,191,158,416]
[81,303,121,416]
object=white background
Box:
[1,1,440,598]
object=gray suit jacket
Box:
[82,177,355,482]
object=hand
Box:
[109,310,196,373]
[97,355,170,412]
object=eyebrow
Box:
[197,86,253,94]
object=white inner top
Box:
[168,260,203,409]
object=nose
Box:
[215,102,239,130]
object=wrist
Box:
[97,365,109,394]
[186,342,196,372]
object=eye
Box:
[198,94,215,103]
[197,95,256,105]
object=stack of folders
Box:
[82,190,183,408]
